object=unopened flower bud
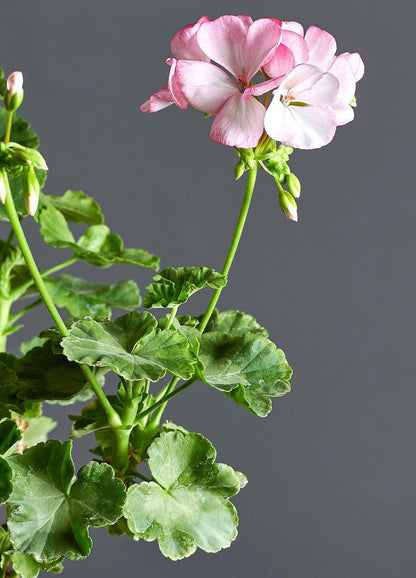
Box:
[286,173,301,198]
[8,142,48,170]
[4,71,24,112]
[234,159,245,180]
[24,166,40,216]
[279,190,298,222]
[0,171,7,204]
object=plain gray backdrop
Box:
[1,0,414,576]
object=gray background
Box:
[1,0,415,576]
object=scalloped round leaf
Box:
[7,440,126,562]
[205,310,268,337]
[44,274,141,318]
[38,206,159,270]
[144,266,226,309]
[124,430,245,560]
[40,190,104,225]
[62,312,195,381]
[198,332,292,416]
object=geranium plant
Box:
[0,15,363,577]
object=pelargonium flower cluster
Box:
[141,15,364,150]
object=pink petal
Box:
[341,52,365,82]
[331,98,354,126]
[243,76,284,99]
[244,18,282,80]
[197,15,251,79]
[328,55,356,102]
[170,16,210,61]
[167,58,188,109]
[283,21,304,36]
[173,60,239,115]
[265,98,337,149]
[305,26,337,70]
[263,44,295,78]
[210,93,266,148]
[281,30,309,64]
[140,84,174,112]
[236,15,254,29]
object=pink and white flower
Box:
[141,16,364,151]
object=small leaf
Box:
[123,430,245,560]
[0,526,12,554]
[0,353,26,414]
[7,440,126,562]
[0,418,22,456]
[144,266,226,308]
[19,336,49,356]
[23,415,57,447]
[198,332,292,416]
[39,206,159,270]
[14,341,90,402]
[41,190,104,225]
[62,311,195,381]
[44,274,141,318]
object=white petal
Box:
[210,93,265,148]
[265,96,336,149]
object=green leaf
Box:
[62,311,196,381]
[44,274,141,318]
[205,310,269,337]
[69,398,120,440]
[144,266,226,309]
[39,206,159,270]
[123,430,246,560]
[0,418,22,456]
[7,440,126,562]
[198,332,292,417]
[19,336,49,356]
[14,341,90,402]
[0,353,26,414]
[0,419,21,504]
[40,190,104,225]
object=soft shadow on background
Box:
[1,0,414,576]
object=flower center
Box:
[280,94,296,106]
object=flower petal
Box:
[243,76,284,99]
[341,52,365,82]
[278,64,326,98]
[296,71,339,105]
[331,98,354,126]
[265,97,336,149]
[210,93,265,148]
[283,21,305,36]
[244,18,282,80]
[140,84,174,113]
[263,44,295,78]
[197,15,250,79]
[327,55,356,103]
[170,16,210,61]
[305,26,337,70]
[173,60,238,115]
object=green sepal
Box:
[39,189,104,225]
[44,274,141,318]
[265,144,293,182]
[38,205,159,269]
[6,440,126,562]
[62,311,196,382]
[123,429,246,560]
[144,266,226,309]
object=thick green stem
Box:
[112,381,141,472]
[165,304,179,330]
[198,163,258,332]
[3,174,121,429]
